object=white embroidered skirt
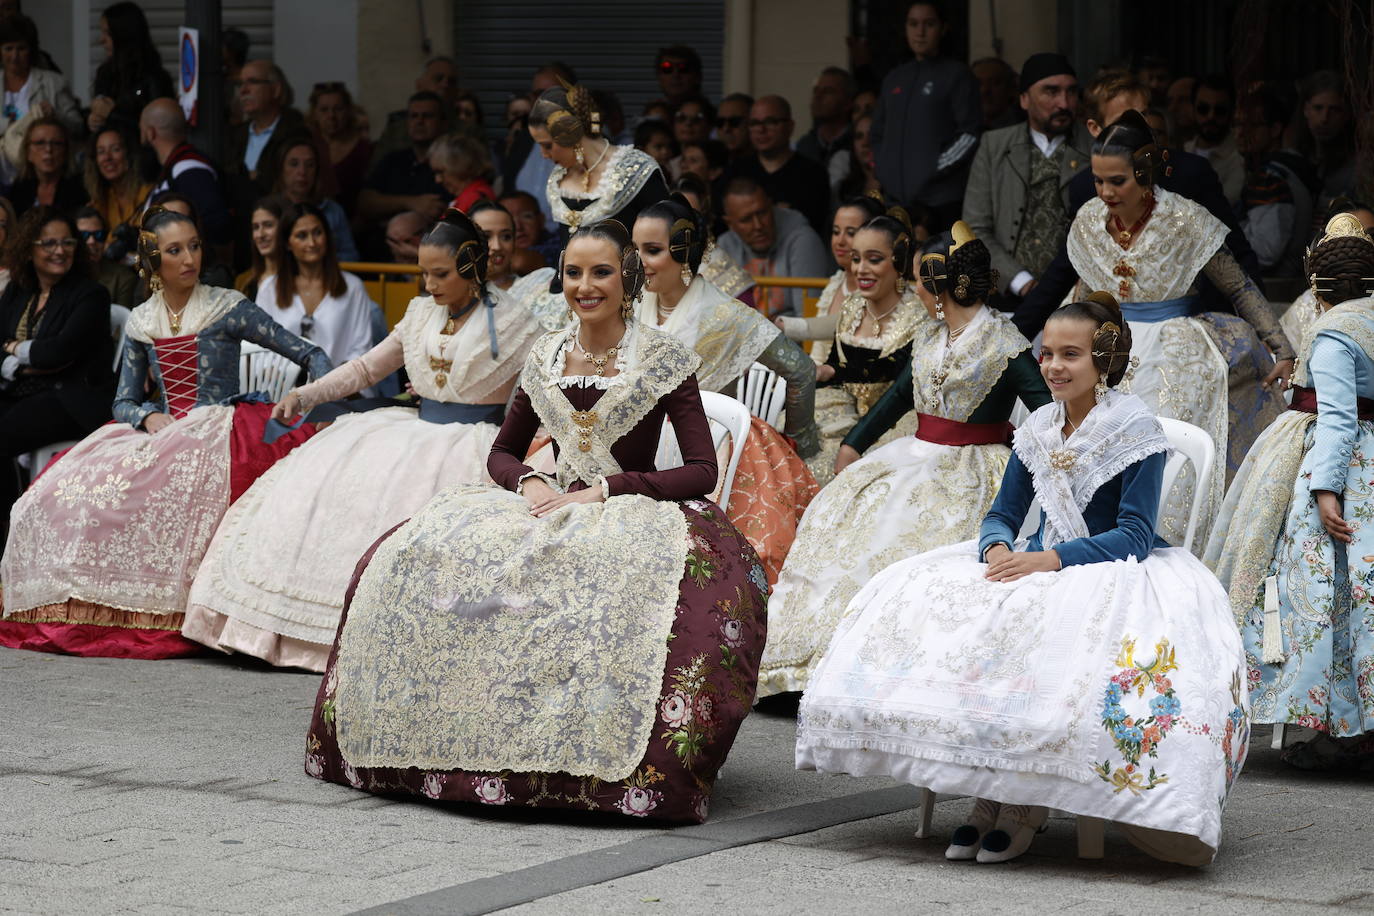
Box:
[758,436,1009,697]
[183,407,498,671]
[797,538,1250,862]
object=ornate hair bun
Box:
[1084,290,1121,311]
[1317,212,1373,248]
[949,220,977,253]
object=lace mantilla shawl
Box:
[698,244,753,299]
[910,306,1029,422]
[397,291,542,403]
[1067,188,1229,302]
[835,291,925,362]
[508,267,556,307]
[125,284,241,343]
[547,145,661,229]
[523,321,701,488]
[636,276,778,393]
[1210,298,1374,622]
[1014,390,1168,548]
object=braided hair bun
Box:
[420,207,489,290]
[565,218,645,306]
[530,83,602,148]
[1305,213,1374,306]
[1050,290,1134,385]
[858,206,917,281]
[638,193,708,275]
[1092,109,1160,187]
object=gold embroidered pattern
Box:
[572,409,598,452]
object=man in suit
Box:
[962,53,1090,304]
[1012,72,1264,340]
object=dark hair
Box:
[222,28,250,69]
[96,2,165,102]
[1292,69,1353,163]
[275,202,346,309]
[655,44,701,72]
[1306,218,1374,307]
[83,126,141,215]
[906,0,946,22]
[860,209,919,281]
[272,134,323,202]
[245,194,288,293]
[670,173,714,225]
[673,93,717,124]
[420,208,489,292]
[468,198,513,226]
[1191,72,1235,107]
[834,194,886,228]
[531,85,602,146]
[5,207,92,290]
[556,220,645,302]
[634,119,677,156]
[535,61,578,85]
[638,194,708,275]
[1048,292,1134,385]
[724,175,767,200]
[0,15,38,51]
[74,205,105,228]
[454,88,485,126]
[1091,109,1159,186]
[818,65,858,100]
[720,92,755,109]
[136,205,197,281]
[1240,85,1291,129]
[498,189,542,210]
[308,81,358,135]
[681,138,728,174]
[408,90,444,109]
[149,190,201,228]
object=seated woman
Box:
[469,200,554,313]
[798,293,1249,865]
[775,195,885,365]
[0,208,115,538]
[633,195,820,583]
[758,223,1051,697]
[305,220,767,822]
[1207,214,1374,770]
[0,207,330,658]
[273,137,360,262]
[805,209,928,488]
[234,195,286,300]
[184,210,542,671]
[257,202,376,377]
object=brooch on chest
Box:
[1048,449,1077,471]
[429,355,453,389]
[572,409,598,452]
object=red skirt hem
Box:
[0,620,206,659]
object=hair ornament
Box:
[948,219,977,253]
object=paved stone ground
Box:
[3,647,1372,915]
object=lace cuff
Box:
[516,470,561,496]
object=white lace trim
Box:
[125,284,241,343]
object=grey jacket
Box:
[717,206,832,317]
[961,122,1093,293]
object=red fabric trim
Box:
[0,620,205,659]
[1288,386,1374,419]
[227,401,316,503]
[153,334,200,419]
[914,413,1013,446]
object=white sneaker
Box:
[976,804,1048,863]
[944,797,1001,861]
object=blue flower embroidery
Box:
[1149,694,1181,717]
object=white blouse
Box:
[256,272,377,378]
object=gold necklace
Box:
[575,334,619,376]
[166,303,187,334]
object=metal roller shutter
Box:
[455,1,725,138]
[88,0,274,92]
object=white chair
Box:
[239,342,298,403]
[655,390,752,507]
[923,417,1216,855]
[738,362,787,430]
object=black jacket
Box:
[1012,147,1264,340]
[0,273,115,431]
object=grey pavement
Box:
[2,646,1372,916]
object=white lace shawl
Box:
[1013,390,1169,548]
[398,290,543,403]
[546,145,661,229]
[635,276,778,393]
[125,284,241,343]
[1067,187,1229,302]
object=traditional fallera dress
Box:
[182,290,542,671]
[0,285,330,658]
[1206,297,1374,742]
[305,321,768,822]
[758,307,1051,696]
[1067,187,1293,545]
[1281,289,1319,363]
[698,244,753,300]
[638,275,820,584]
[797,391,1250,865]
[525,146,668,331]
[807,292,926,487]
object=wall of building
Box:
[274,0,360,117]
[966,0,1058,74]
[354,0,453,137]
[723,0,849,120]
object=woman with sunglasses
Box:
[0,206,330,659]
[184,209,543,671]
[0,207,114,542]
[257,202,375,379]
[7,117,88,214]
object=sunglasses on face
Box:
[748,117,786,130]
[715,115,744,129]
[1195,102,1231,118]
[35,238,79,251]
[658,61,696,75]
[79,229,109,243]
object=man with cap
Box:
[961,52,1090,302]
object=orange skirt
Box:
[725,418,819,585]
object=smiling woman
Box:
[303,219,768,823]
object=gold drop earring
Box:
[1094,372,1108,402]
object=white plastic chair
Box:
[655,390,752,507]
[738,362,787,430]
[919,417,1216,854]
[239,342,298,403]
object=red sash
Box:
[914,413,1013,446]
[1288,386,1374,420]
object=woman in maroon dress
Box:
[306,219,767,822]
